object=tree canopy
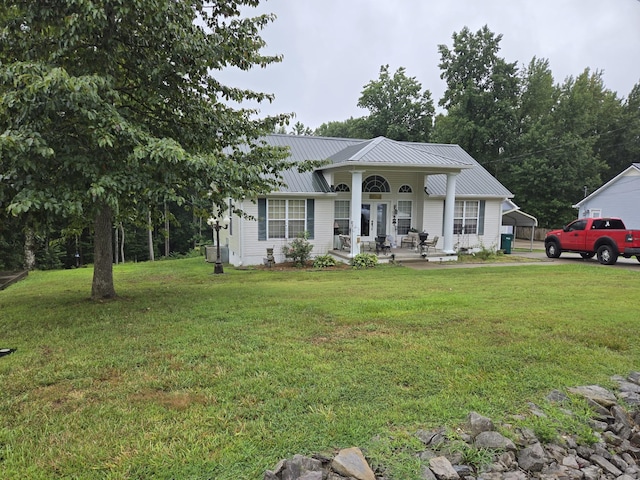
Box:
[0,1,300,298]
[433,25,519,168]
[315,65,434,141]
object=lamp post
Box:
[207,215,230,274]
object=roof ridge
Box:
[349,136,386,161]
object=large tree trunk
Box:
[92,203,116,300]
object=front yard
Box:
[0,258,637,479]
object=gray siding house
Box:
[573,164,640,229]
[220,134,514,266]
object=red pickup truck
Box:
[545,217,640,265]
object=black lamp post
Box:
[207,215,230,274]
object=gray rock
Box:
[581,465,602,480]
[467,412,495,437]
[428,456,460,480]
[591,454,623,477]
[453,464,473,477]
[589,419,609,431]
[417,428,447,447]
[628,371,640,384]
[613,405,635,428]
[418,449,439,462]
[280,455,323,480]
[297,472,322,480]
[474,431,516,451]
[568,385,617,407]
[546,389,570,403]
[622,452,637,466]
[616,475,636,480]
[610,454,629,471]
[497,451,516,469]
[501,472,528,480]
[515,427,539,446]
[421,465,437,480]
[517,442,547,472]
[619,391,640,406]
[618,381,640,394]
[561,455,580,469]
[603,431,624,446]
[422,466,436,480]
[331,447,376,480]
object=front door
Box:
[361,203,389,242]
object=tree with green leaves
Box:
[0,1,301,299]
[433,25,519,170]
[504,68,617,226]
[357,65,434,142]
[596,82,640,181]
[314,117,370,139]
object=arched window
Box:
[334,183,350,192]
[362,175,390,193]
[399,184,413,193]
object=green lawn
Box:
[0,258,638,479]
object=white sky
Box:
[216,0,640,130]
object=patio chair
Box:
[422,235,439,256]
[401,232,419,249]
[338,234,351,251]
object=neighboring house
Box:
[573,163,640,229]
[221,134,515,266]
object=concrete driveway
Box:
[404,239,640,271]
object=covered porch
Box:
[323,137,473,259]
[330,243,458,264]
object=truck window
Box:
[567,220,587,231]
[609,220,625,229]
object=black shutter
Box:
[306,199,315,239]
[478,200,485,235]
[258,198,266,241]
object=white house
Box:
[220,134,515,266]
[573,163,640,229]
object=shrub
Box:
[350,253,378,269]
[313,254,336,269]
[282,231,314,267]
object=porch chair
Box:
[338,234,351,251]
[400,231,419,249]
[423,235,439,255]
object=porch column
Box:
[350,170,364,257]
[443,172,458,254]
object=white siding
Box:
[229,198,336,266]
[421,198,503,252]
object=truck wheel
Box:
[545,241,561,258]
[580,252,595,259]
[597,244,618,265]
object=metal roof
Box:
[326,136,471,168]
[261,134,513,197]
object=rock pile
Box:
[264,373,640,480]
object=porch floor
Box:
[330,247,458,264]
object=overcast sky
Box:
[217,0,640,130]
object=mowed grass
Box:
[0,258,638,479]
